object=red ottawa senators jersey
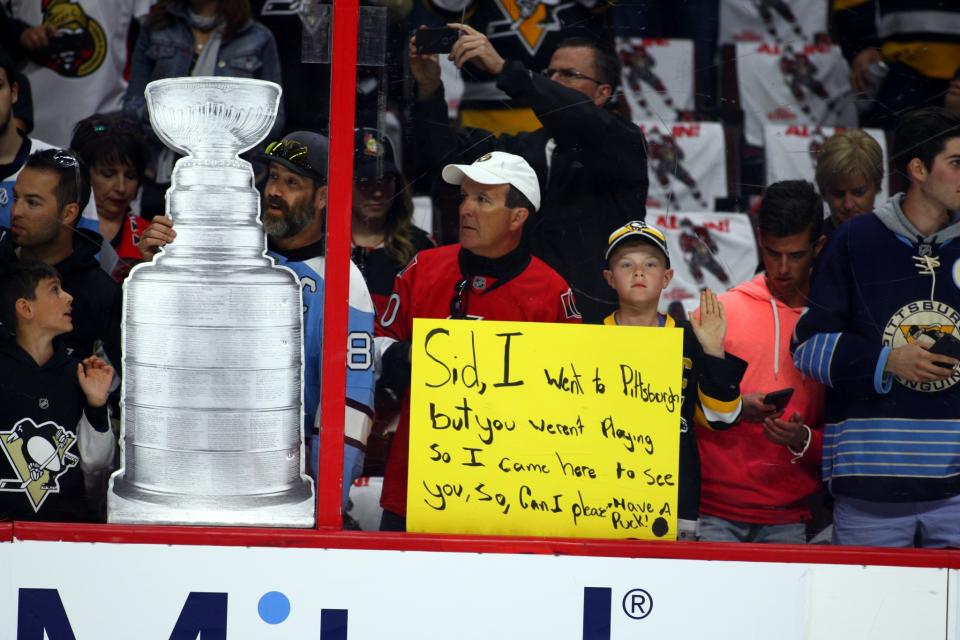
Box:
[376,243,581,517]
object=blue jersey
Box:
[269,249,376,449]
[792,196,960,502]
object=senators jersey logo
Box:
[39,0,107,78]
[488,1,576,56]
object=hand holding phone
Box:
[925,330,960,363]
[415,27,459,54]
[762,388,794,412]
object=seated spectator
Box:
[814,129,883,234]
[0,149,121,373]
[70,114,150,282]
[696,182,825,544]
[408,27,648,323]
[838,0,960,130]
[0,47,57,230]
[600,221,746,540]
[351,127,434,319]
[138,131,375,514]
[0,260,114,522]
[793,107,960,548]
[374,151,582,531]
[122,0,283,212]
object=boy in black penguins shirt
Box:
[0,261,114,521]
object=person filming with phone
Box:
[695,181,827,544]
[407,23,648,324]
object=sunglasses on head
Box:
[265,139,317,174]
[53,149,82,207]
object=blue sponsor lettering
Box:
[16,589,347,639]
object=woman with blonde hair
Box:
[814,129,884,234]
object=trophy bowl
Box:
[145,77,281,158]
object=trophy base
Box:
[107,474,316,528]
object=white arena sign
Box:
[3,535,958,639]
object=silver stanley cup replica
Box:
[107,77,316,526]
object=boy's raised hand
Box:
[77,356,114,408]
[690,288,726,358]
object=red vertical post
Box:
[317,0,359,529]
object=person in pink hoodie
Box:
[696,181,826,543]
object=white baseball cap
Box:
[441,151,541,211]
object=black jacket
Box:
[412,60,649,323]
[0,337,111,521]
[0,227,122,371]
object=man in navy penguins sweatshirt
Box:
[792,107,960,547]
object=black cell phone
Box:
[762,388,794,411]
[416,27,459,54]
[925,330,960,363]
[40,33,93,55]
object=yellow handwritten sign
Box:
[408,319,684,540]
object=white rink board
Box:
[2,540,953,639]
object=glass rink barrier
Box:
[4,1,960,638]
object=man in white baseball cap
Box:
[374,150,581,531]
[440,151,539,258]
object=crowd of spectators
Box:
[0,0,958,550]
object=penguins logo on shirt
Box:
[488,1,574,56]
[0,418,78,512]
[882,300,960,392]
[39,0,107,78]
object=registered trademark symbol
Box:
[622,588,652,620]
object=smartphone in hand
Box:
[925,329,960,367]
[762,388,794,412]
[416,28,459,54]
